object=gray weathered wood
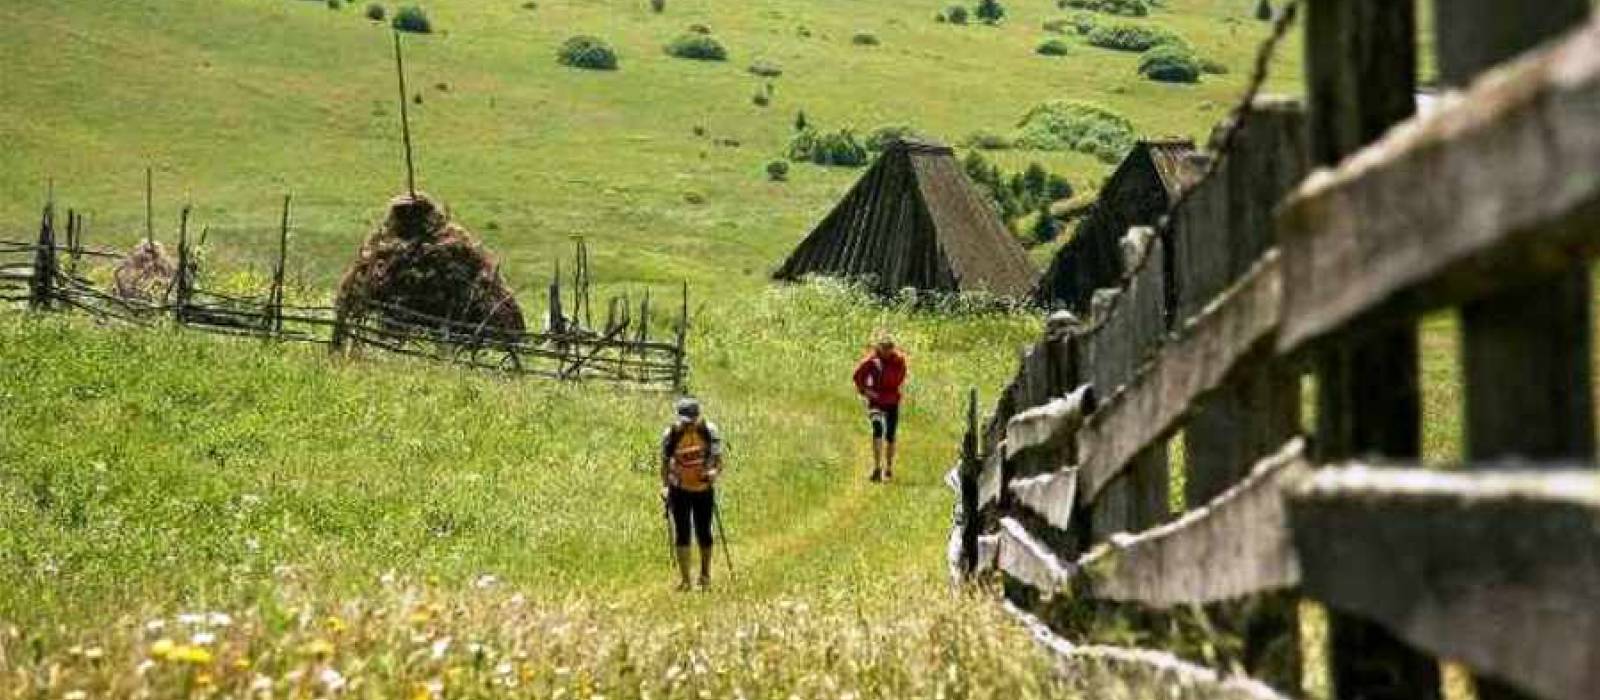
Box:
[1078,439,1307,606]
[1289,466,1600,700]
[1087,229,1168,402]
[1077,252,1282,505]
[1005,602,1298,700]
[1008,469,1079,532]
[1005,385,1096,460]
[978,442,1004,510]
[1279,14,1600,354]
[997,517,1074,596]
[1184,350,1301,507]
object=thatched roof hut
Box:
[774,138,1038,299]
[1034,139,1207,311]
[336,192,525,337]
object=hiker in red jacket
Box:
[853,333,908,483]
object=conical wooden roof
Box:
[774,139,1038,299]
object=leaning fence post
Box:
[172,205,192,323]
[271,194,292,338]
[672,280,688,392]
[1304,2,1441,699]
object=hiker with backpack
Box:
[660,397,725,591]
[853,333,907,483]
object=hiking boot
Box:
[883,469,894,482]
[869,468,883,483]
[697,575,712,591]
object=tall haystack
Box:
[774,138,1038,299]
[336,192,525,337]
[112,240,175,302]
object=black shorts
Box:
[668,487,715,547]
[868,404,900,443]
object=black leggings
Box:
[869,405,900,443]
[669,487,715,547]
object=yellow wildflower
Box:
[300,638,336,659]
[196,672,215,687]
[150,638,176,660]
[170,644,214,665]
[325,616,348,634]
[233,658,253,671]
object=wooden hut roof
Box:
[774,138,1038,299]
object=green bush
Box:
[962,151,1073,228]
[650,0,666,13]
[946,5,970,24]
[1138,44,1200,83]
[557,35,619,70]
[1031,205,1062,244]
[1086,23,1186,52]
[975,0,1006,24]
[1062,0,1148,16]
[865,124,924,151]
[1255,0,1273,21]
[1070,13,1098,34]
[1012,100,1136,163]
[392,4,431,33]
[788,128,869,167]
[1036,38,1070,56]
[766,160,790,182]
[666,33,728,61]
[327,0,342,10]
[851,32,881,46]
[365,2,386,20]
[748,60,783,78]
[964,130,1013,150]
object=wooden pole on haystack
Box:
[271,194,292,337]
[144,167,154,246]
[392,31,418,199]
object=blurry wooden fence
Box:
[950,6,1600,700]
[1,206,689,389]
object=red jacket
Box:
[853,351,907,408]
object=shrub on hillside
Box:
[788,128,869,167]
[1062,0,1148,16]
[852,32,881,46]
[1012,100,1136,163]
[392,5,431,33]
[327,0,342,10]
[1138,44,1200,83]
[1036,38,1070,56]
[650,0,666,13]
[975,0,1006,24]
[687,23,712,34]
[964,130,1013,150]
[766,160,790,181]
[666,33,728,61]
[963,151,1074,227]
[865,124,924,151]
[748,60,783,77]
[1086,23,1186,51]
[557,36,619,70]
[1255,0,1273,21]
[1031,204,1062,244]
[946,5,970,24]
[365,2,386,20]
[1070,13,1098,34]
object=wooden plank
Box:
[1184,351,1301,507]
[1279,15,1600,354]
[1077,252,1281,505]
[1289,466,1600,700]
[996,517,1075,596]
[1008,469,1078,532]
[1087,229,1167,401]
[1004,385,1095,460]
[1078,439,1307,606]
[978,443,1003,509]
[1004,602,1297,700]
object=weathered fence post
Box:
[172,205,192,323]
[959,387,980,576]
[270,194,292,337]
[672,280,688,392]
[1305,1,1441,699]
[1435,4,1595,699]
[29,203,56,310]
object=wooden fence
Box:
[950,5,1600,700]
[1,204,689,389]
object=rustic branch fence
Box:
[1,204,689,390]
[951,5,1600,700]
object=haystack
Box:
[336,192,525,337]
[112,240,176,302]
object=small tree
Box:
[946,5,970,24]
[1031,204,1061,243]
[1254,0,1272,21]
[392,5,431,33]
[794,110,809,132]
[975,0,1006,24]
[650,0,666,13]
[766,160,790,182]
[365,3,386,21]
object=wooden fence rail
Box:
[953,7,1600,700]
[1,218,691,390]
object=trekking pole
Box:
[712,497,735,581]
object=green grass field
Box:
[0,0,1531,696]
